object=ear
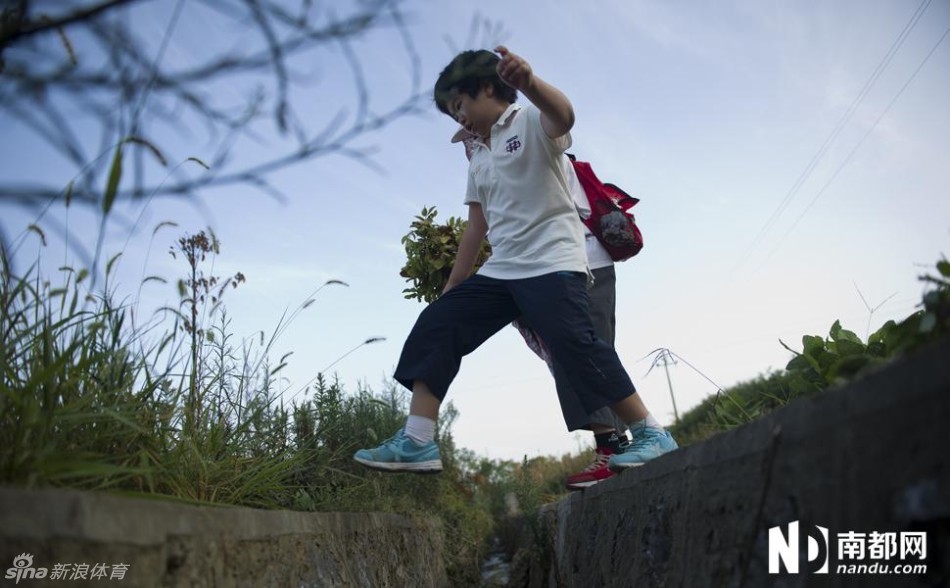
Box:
[482,82,495,98]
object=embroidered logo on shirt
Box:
[505,136,522,154]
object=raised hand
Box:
[494,46,534,92]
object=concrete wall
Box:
[0,488,447,587]
[519,340,950,588]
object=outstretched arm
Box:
[495,45,575,139]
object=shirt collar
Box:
[494,102,522,130]
[449,103,522,145]
[471,103,522,154]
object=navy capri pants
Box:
[393,271,636,430]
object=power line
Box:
[734,0,934,273]
[757,22,950,270]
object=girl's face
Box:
[446,85,504,140]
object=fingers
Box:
[494,46,531,89]
[494,46,518,75]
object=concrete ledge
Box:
[536,339,950,588]
[0,489,447,587]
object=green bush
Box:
[400,206,491,303]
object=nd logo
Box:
[768,521,830,574]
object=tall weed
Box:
[0,230,495,584]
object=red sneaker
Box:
[565,447,616,490]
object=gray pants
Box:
[552,265,628,433]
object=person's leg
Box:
[549,266,628,433]
[512,271,634,415]
[408,380,441,420]
[584,265,627,437]
[588,266,617,345]
[394,275,518,403]
[354,275,519,473]
[553,266,629,489]
[564,421,629,489]
[511,271,676,470]
[554,355,629,489]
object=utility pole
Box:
[658,350,680,424]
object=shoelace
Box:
[381,429,407,447]
[626,428,662,452]
[583,451,611,472]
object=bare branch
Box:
[0,0,137,49]
[1,0,425,250]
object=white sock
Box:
[627,413,663,433]
[404,415,436,445]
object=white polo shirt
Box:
[464,103,589,279]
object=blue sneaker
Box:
[353,429,443,473]
[608,426,678,470]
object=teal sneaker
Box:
[608,427,678,470]
[353,429,443,473]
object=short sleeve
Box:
[566,158,590,220]
[463,166,479,205]
[525,105,572,154]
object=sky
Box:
[2,0,949,461]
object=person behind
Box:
[549,206,631,490]
[552,163,632,489]
[354,46,677,474]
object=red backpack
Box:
[569,155,643,261]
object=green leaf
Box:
[801,350,822,373]
[831,324,862,345]
[105,252,123,276]
[936,259,950,278]
[802,335,825,356]
[868,320,896,345]
[786,354,811,371]
[886,312,921,354]
[834,339,866,358]
[814,348,838,374]
[829,319,841,336]
[103,142,124,215]
[828,320,843,341]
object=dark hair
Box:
[433,50,517,115]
